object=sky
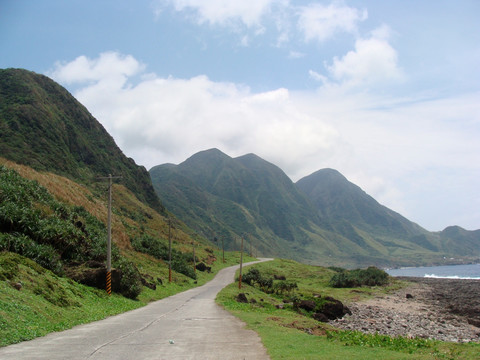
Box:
[1,0,479,231]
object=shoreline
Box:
[329,277,480,343]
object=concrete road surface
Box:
[0,259,272,360]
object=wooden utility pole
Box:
[192,241,196,275]
[238,235,244,289]
[214,234,225,263]
[168,218,172,283]
[222,238,225,263]
[98,174,121,295]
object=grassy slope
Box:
[1,250,254,347]
[216,259,480,360]
[0,157,256,346]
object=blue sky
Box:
[1,0,479,231]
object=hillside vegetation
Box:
[0,158,253,346]
[150,149,480,268]
[0,68,163,213]
[0,157,236,293]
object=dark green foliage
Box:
[0,233,63,274]
[0,165,140,298]
[329,266,389,288]
[0,68,164,214]
[327,266,345,273]
[116,258,142,300]
[242,268,262,286]
[273,280,298,295]
[241,268,277,293]
[131,233,196,279]
[0,165,107,264]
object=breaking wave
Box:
[424,274,480,280]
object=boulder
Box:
[141,277,156,290]
[236,293,248,303]
[313,313,329,322]
[296,300,316,312]
[318,298,351,320]
[196,262,212,272]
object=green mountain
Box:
[296,169,480,261]
[151,151,480,267]
[150,149,319,260]
[0,68,226,300]
[0,68,163,213]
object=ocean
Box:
[386,263,480,279]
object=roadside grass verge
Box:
[216,259,480,360]
[0,250,254,347]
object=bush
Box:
[116,258,142,299]
[242,268,262,286]
[329,266,389,288]
[241,268,274,293]
[0,166,108,265]
[0,232,63,274]
[273,280,298,295]
[131,233,196,279]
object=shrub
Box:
[241,268,274,293]
[116,258,142,299]
[0,232,63,274]
[329,266,389,288]
[242,268,262,286]
[0,166,108,265]
[131,233,196,279]
[273,280,298,295]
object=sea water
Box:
[386,263,480,279]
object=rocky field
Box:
[329,277,480,343]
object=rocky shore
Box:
[329,277,480,343]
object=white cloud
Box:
[49,52,480,231]
[288,51,305,59]
[324,25,404,88]
[49,52,144,85]
[162,0,277,27]
[308,69,327,83]
[297,1,367,43]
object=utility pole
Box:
[192,241,196,275]
[97,174,121,295]
[238,235,244,289]
[222,237,225,263]
[168,218,172,283]
[214,234,225,263]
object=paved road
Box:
[0,259,272,360]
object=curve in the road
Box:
[0,259,273,360]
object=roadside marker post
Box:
[97,174,122,295]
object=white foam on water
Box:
[424,274,480,280]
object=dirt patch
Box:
[281,320,327,336]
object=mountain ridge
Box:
[150,148,479,267]
[2,68,477,268]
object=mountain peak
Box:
[0,68,164,213]
[183,148,230,164]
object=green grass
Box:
[0,249,255,347]
[0,252,142,346]
[216,259,480,360]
